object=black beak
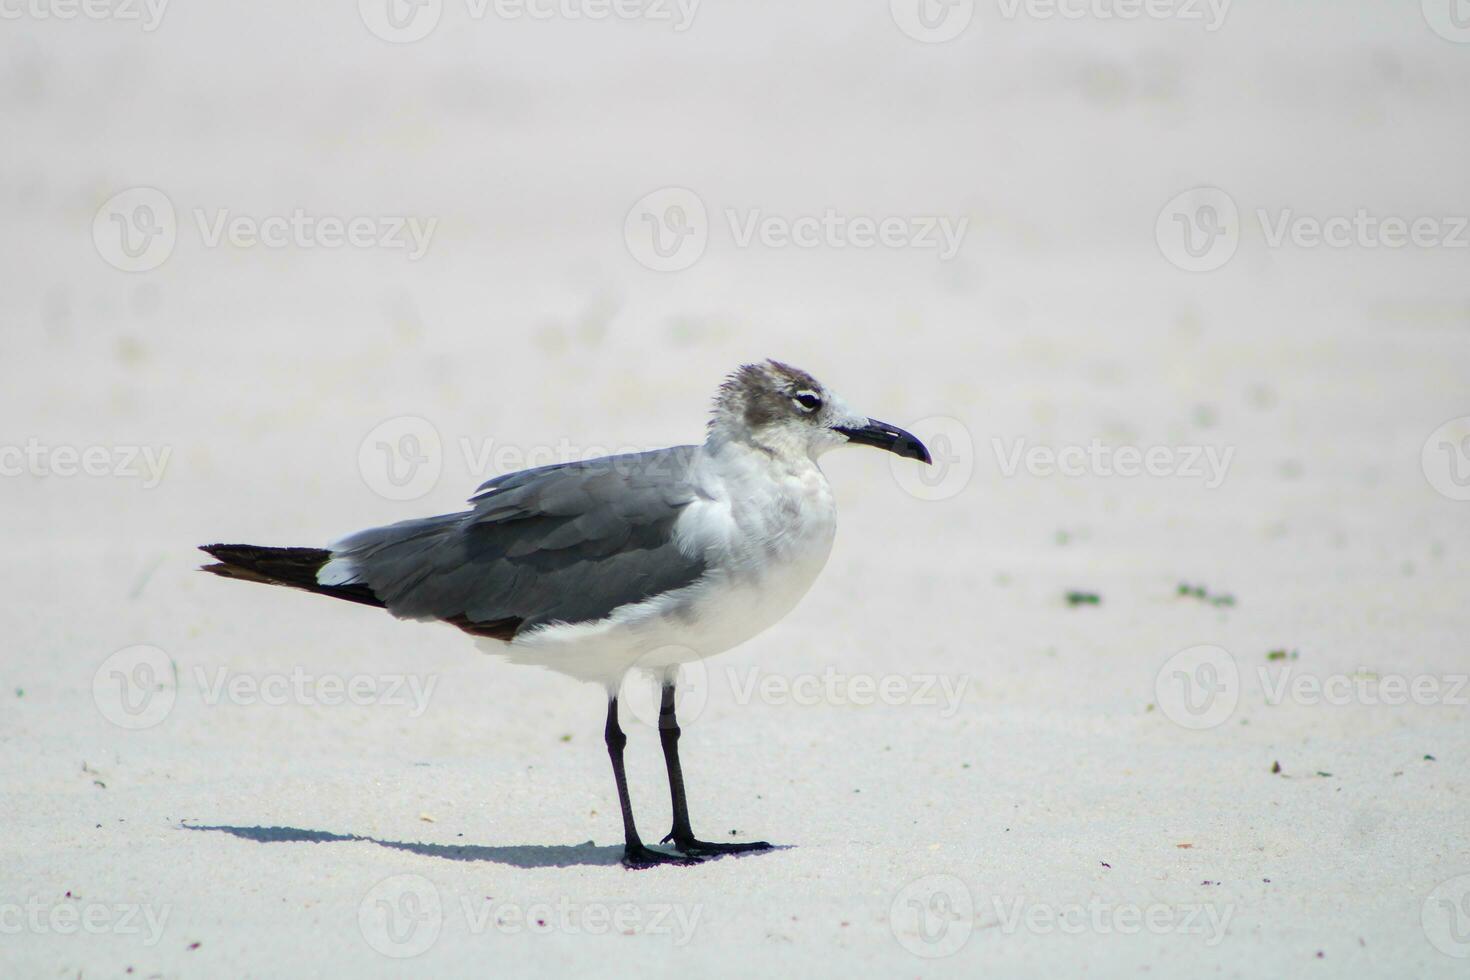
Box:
[835,418,932,464]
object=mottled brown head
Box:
[706,360,932,465]
[713,360,825,430]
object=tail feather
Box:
[200,544,384,608]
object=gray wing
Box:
[327,446,708,639]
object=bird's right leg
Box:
[605,696,699,869]
[657,681,772,857]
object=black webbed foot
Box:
[661,833,773,858]
[622,843,703,869]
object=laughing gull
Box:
[201,360,930,868]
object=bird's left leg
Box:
[606,696,699,869]
[657,679,772,857]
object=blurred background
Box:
[3,1,1469,976]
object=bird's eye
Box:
[792,391,823,412]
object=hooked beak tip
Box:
[836,419,931,465]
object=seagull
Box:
[201,360,931,868]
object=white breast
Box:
[664,459,837,659]
[486,445,838,688]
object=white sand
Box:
[3,1,1469,976]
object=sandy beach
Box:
[3,1,1469,975]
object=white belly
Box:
[480,462,838,688]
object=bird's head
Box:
[708,360,931,465]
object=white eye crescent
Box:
[792,390,823,412]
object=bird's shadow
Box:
[183,823,627,868]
